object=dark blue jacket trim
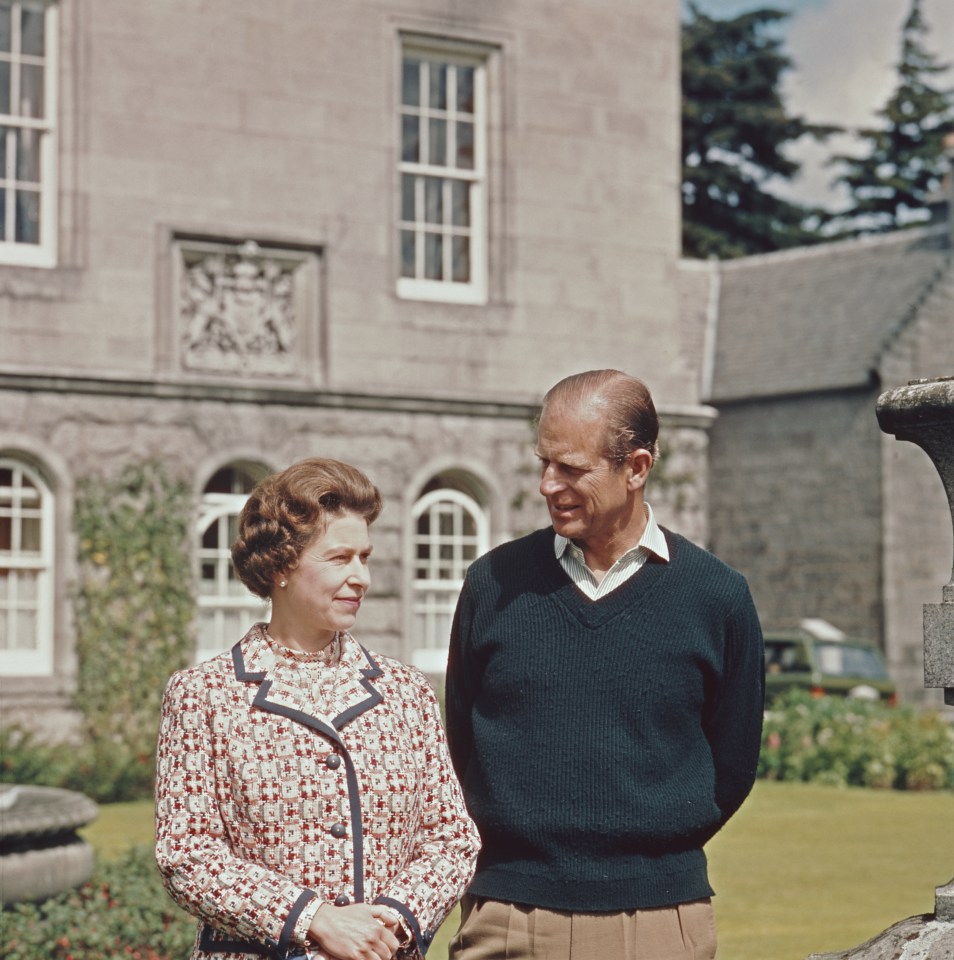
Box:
[253,680,343,744]
[374,896,430,955]
[197,888,314,956]
[232,641,267,682]
[198,923,272,955]
[331,646,385,727]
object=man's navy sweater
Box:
[445,527,764,912]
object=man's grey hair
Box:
[540,369,660,466]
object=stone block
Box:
[923,602,954,688]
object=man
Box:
[445,369,763,960]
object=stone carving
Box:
[806,376,954,958]
[179,240,299,375]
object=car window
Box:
[815,643,888,680]
[764,640,810,673]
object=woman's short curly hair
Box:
[231,458,383,599]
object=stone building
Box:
[0,1,715,732]
[687,213,954,704]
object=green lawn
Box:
[84,782,954,960]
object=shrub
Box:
[73,461,196,779]
[1,846,196,960]
[759,690,954,790]
[0,725,156,805]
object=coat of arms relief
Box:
[179,239,307,375]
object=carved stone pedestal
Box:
[805,378,954,958]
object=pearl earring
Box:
[280,580,287,588]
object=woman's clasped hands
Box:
[307,902,404,960]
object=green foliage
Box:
[830,0,953,235]
[1,846,196,960]
[681,4,835,258]
[0,725,157,803]
[70,460,195,800]
[759,690,954,790]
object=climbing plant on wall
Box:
[72,460,196,799]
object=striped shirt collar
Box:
[554,502,669,599]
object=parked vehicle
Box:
[763,619,897,705]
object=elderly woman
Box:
[156,458,479,960]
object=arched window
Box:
[411,484,489,672]
[196,463,267,660]
[0,457,54,675]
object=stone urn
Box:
[0,783,99,903]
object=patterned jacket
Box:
[155,624,479,959]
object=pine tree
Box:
[830,0,954,234]
[682,4,833,259]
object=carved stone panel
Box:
[172,237,321,379]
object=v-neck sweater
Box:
[445,526,764,912]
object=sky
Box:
[685,0,954,210]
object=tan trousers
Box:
[448,895,717,960]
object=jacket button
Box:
[334,894,351,907]
[325,754,341,770]
[330,822,346,838]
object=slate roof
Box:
[703,225,951,404]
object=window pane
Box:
[456,66,475,113]
[424,232,442,280]
[400,229,416,278]
[438,511,454,536]
[20,63,44,119]
[16,128,39,182]
[0,515,9,551]
[451,180,470,226]
[15,189,39,243]
[452,236,471,283]
[202,523,219,549]
[20,516,40,552]
[18,570,37,600]
[424,177,442,224]
[428,62,447,110]
[20,7,44,57]
[0,467,11,487]
[0,6,10,53]
[401,58,420,107]
[456,121,474,170]
[204,466,258,496]
[401,173,415,222]
[0,188,6,240]
[16,609,36,649]
[0,62,10,114]
[401,114,419,164]
[427,118,446,166]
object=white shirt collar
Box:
[553,501,670,565]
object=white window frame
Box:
[0,457,54,676]
[410,487,489,672]
[0,0,57,267]
[397,40,488,305]
[196,490,265,662]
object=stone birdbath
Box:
[0,783,99,903]
[807,376,954,958]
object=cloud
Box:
[784,0,954,128]
[690,0,954,208]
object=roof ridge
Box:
[873,253,954,371]
[716,224,948,271]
